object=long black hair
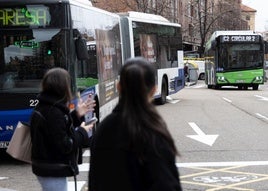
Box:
[119,57,178,156]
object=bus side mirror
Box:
[211,40,216,51]
[265,41,268,54]
[75,37,89,60]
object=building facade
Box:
[240,3,256,31]
[91,0,256,54]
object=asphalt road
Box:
[1,80,268,191]
[163,80,268,190]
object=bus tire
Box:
[199,73,205,80]
[215,85,220,89]
[252,84,259,90]
[157,79,167,105]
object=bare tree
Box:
[126,0,177,22]
[93,0,177,22]
[190,0,242,55]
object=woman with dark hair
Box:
[30,68,96,191]
[89,57,182,191]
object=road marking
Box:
[206,176,268,191]
[166,96,180,104]
[179,166,243,179]
[254,95,268,101]
[76,160,268,190]
[78,163,90,172]
[176,161,268,168]
[193,174,258,185]
[187,122,218,146]
[67,151,90,190]
[80,161,268,173]
[83,150,90,157]
[192,84,206,89]
[222,97,232,103]
[68,181,86,191]
[0,177,9,180]
[179,163,268,190]
[256,113,268,121]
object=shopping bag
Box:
[6,121,31,163]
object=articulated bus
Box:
[0,1,185,149]
[119,11,185,104]
[205,30,266,90]
[0,0,122,149]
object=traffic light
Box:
[47,49,52,55]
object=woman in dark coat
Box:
[30,68,95,191]
[89,57,183,191]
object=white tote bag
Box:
[6,121,32,164]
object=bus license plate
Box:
[236,80,245,83]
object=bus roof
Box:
[209,30,257,40]
[0,0,66,4]
[69,0,92,7]
[118,11,181,27]
[0,0,92,7]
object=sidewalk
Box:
[0,188,17,191]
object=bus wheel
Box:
[157,79,167,105]
[252,84,259,90]
[215,85,220,89]
[199,73,205,80]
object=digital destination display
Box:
[220,35,260,43]
[0,6,51,27]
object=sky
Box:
[242,0,268,32]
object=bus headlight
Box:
[253,76,263,83]
[217,76,226,82]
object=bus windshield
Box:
[0,3,67,93]
[219,44,263,71]
[0,29,69,93]
[0,3,68,93]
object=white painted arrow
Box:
[187,122,218,146]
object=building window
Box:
[246,15,250,21]
[189,24,193,36]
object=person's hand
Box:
[80,121,94,133]
[76,95,96,118]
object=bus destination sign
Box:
[0,6,50,27]
[220,35,259,43]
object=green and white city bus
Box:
[205,30,267,90]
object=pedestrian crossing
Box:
[67,181,86,191]
[67,149,90,191]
